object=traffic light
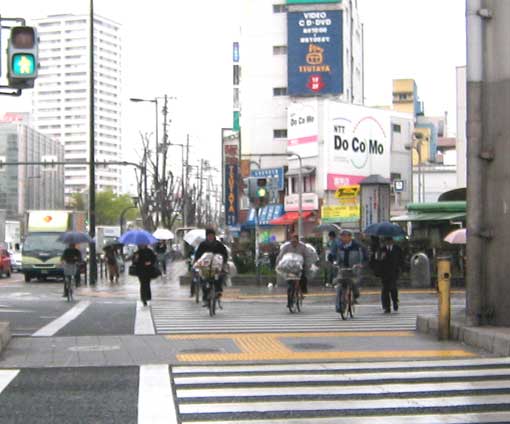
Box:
[248,177,268,207]
[7,26,38,89]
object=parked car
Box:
[10,251,22,272]
[0,248,12,278]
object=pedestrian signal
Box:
[7,26,39,89]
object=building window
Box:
[273,4,287,13]
[233,64,240,85]
[273,45,287,55]
[273,129,287,139]
[273,87,287,96]
[392,124,401,133]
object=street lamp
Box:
[119,196,139,234]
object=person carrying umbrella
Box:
[132,244,157,306]
[61,243,82,298]
[154,240,168,276]
[375,236,404,314]
[104,245,120,284]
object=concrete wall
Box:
[456,66,467,187]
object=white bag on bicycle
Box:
[63,263,77,277]
[276,253,303,279]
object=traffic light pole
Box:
[255,206,261,286]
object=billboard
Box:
[222,129,240,225]
[325,103,391,190]
[287,99,319,158]
[287,10,343,96]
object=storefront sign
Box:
[287,99,319,158]
[224,164,239,226]
[250,167,285,191]
[322,205,360,223]
[284,193,319,211]
[325,103,391,190]
[287,10,343,96]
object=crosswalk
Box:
[172,357,510,423]
[151,300,463,334]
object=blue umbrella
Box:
[119,229,157,245]
[364,221,406,238]
[57,231,93,244]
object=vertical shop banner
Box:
[224,164,239,226]
[287,100,319,157]
[287,10,343,96]
[325,103,391,190]
[222,129,240,225]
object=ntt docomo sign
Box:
[326,103,390,190]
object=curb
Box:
[416,314,510,356]
[0,321,11,354]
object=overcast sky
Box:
[0,0,466,190]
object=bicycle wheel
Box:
[295,285,302,313]
[339,287,348,320]
[348,288,355,318]
[66,277,73,302]
[209,283,216,317]
[194,278,200,304]
[288,282,296,313]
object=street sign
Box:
[250,167,285,191]
[393,180,405,192]
[335,185,360,199]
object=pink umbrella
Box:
[444,228,466,244]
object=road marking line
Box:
[0,370,19,394]
[167,331,414,340]
[176,349,475,363]
[135,301,155,335]
[172,356,510,374]
[177,379,510,398]
[179,393,510,414]
[32,301,90,337]
[186,411,510,424]
[138,365,177,424]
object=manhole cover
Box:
[179,348,222,354]
[291,343,334,351]
[68,345,120,352]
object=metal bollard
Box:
[437,256,451,340]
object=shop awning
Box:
[243,204,285,228]
[392,211,466,222]
[269,211,313,225]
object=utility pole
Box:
[183,134,190,227]
[88,0,97,285]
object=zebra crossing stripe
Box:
[134,301,155,335]
[186,412,510,424]
[32,301,90,337]
[138,365,177,424]
[0,370,19,395]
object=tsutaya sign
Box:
[325,103,391,190]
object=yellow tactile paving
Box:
[166,331,414,340]
[234,335,292,354]
[176,349,476,362]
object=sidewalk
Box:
[417,310,510,356]
[0,322,10,355]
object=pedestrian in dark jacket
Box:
[377,236,404,313]
[132,244,157,306]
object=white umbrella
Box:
[444,228,466,244]
[153,228,175,240]
[183,229,206,248]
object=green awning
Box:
[406,201,466,213]
[392,211,466,222]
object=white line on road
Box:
[138,364,177,424]
[0,370,19,394]
[134,301,155,335]
[32,301,91,337]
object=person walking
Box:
[154,240,167,276]
[377,236,404,314]
[325,231,340,287]
[132,244,157,306]
[104,246,120,284]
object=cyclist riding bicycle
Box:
[276,234,308,308]
[61,243,82,298]
[332,229,368,312]
[194,228,228,306]
[154,240,167,276]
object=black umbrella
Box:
[57,231,93,244]
[364,221,406,238]
[314,223,342,234]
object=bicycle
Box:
[202,273,222,317]
[63,262,77,302]
[334,266,359,320]
[287,274,303,313]
[190,269,201,304]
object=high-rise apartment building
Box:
[32,14,122,198]
[239,0,364,168]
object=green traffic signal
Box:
[257,187,267,198]
[12,54,36,76]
